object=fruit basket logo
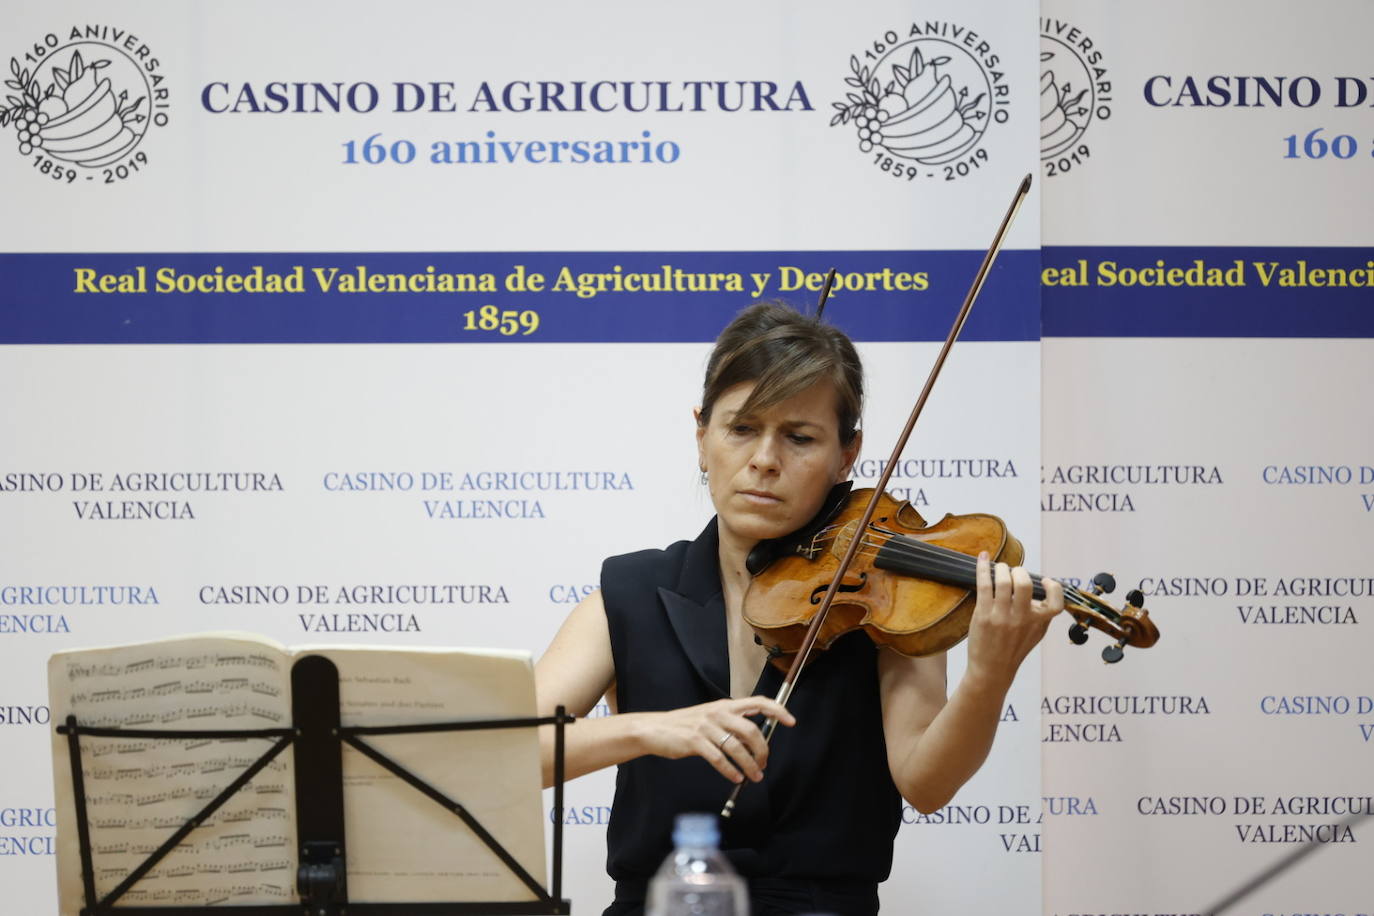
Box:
[830,26,1005,175]
[2,31,168,176]
[1039,21,1112,175]
[1038,51,1089,159]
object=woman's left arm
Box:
[879,552,1064,812]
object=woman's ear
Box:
[693,406,706,471]
[838,429,862,481]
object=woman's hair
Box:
[699,302,864,445]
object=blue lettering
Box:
[1261,695,1350,715]
[0,835,55,855]
[548,805,612,825]
[0,614,70,633]
[1143,75,1171,106]
[0,808,56,827]
[200,82,229,112]
[549,584,596,604]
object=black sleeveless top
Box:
[600,518,902,910]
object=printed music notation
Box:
[116,881,293,907]
[51,635,547,911]
[90,806,288,833]
[63,651,278,683]
[85,753,289,782]
[51,637,298,905]
[69,676,282,707]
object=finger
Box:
[740,696,796,728]
[726,710,776,772]
[1010,566,1034,614]
[699,734,747,784]
[1037,577,1066,618]
[716,703,777,774]
[976,550,992,607]
[718,728,767,782]
[994,562,1013,613]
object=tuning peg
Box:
[1090,572,1116,595]
[1125,588,1144,609]
[1101,639,1126,664]
[1067,623,1089,645]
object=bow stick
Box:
[723,173,1033,818]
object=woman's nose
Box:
[749,433,781,471]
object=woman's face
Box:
[696,379,859,548]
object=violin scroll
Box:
[1062,578,1159,664]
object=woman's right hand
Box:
[641,696,796,784]
[535,589,796,787]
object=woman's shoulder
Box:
[601,517,719,605]
[601,538,693,588]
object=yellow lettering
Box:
[73,268,98,293]
[777,266,806,292]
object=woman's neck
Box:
[716,523,770,697]
[716,525,756,604]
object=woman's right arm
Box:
[534,589,794,788]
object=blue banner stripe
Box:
[10,247,1363,342]
[0,251,1039,344]
[1043,245,1374,338]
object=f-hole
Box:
[810,573,868,604]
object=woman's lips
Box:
[738,490,782,505]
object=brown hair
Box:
[699,302,863,445]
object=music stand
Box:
[55,653,573,915]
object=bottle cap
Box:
[672,812,720,848]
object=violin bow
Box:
[815,267,837,318]
[723,173,1033,818]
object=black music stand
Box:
[56,654,573,915]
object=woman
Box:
[536,302,1063,915]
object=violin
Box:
[721,174,1159,818]
[743,481,1160,668]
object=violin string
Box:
[869,536,1102,611]
[816,530,1105,618]
[827,530,998,580]
[831,536,1022,595]
[822,523,1101,611]
[832,530,1010,583]
[877,539,1111,620]
[858,531,1080,602]
[865,535,1109,620]
[876,538,1044,587]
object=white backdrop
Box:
[1,1,1369,914]
[1041,2,1373,915]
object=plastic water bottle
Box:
[646,812,750,916]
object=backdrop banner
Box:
[1041,2,1373,915]
[1,2,1368,914]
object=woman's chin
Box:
[719,510,799,545]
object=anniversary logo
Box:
[830,20,1009,182]
[1038,17,1111,176]
[1,23,169,184]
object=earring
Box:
[699,470,709,485]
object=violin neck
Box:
[873,534,1048,600]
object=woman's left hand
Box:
[964,550,1064,690]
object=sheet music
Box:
[322,646,546,903]
[50,635,296,911]
[50,635,548,910]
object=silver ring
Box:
[717,733,733,750]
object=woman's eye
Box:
[789,434,814,444]
[731,424,753,435]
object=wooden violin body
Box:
[743,485,1159,668]
[744,488,1020,660]
[720,176,1157,819]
